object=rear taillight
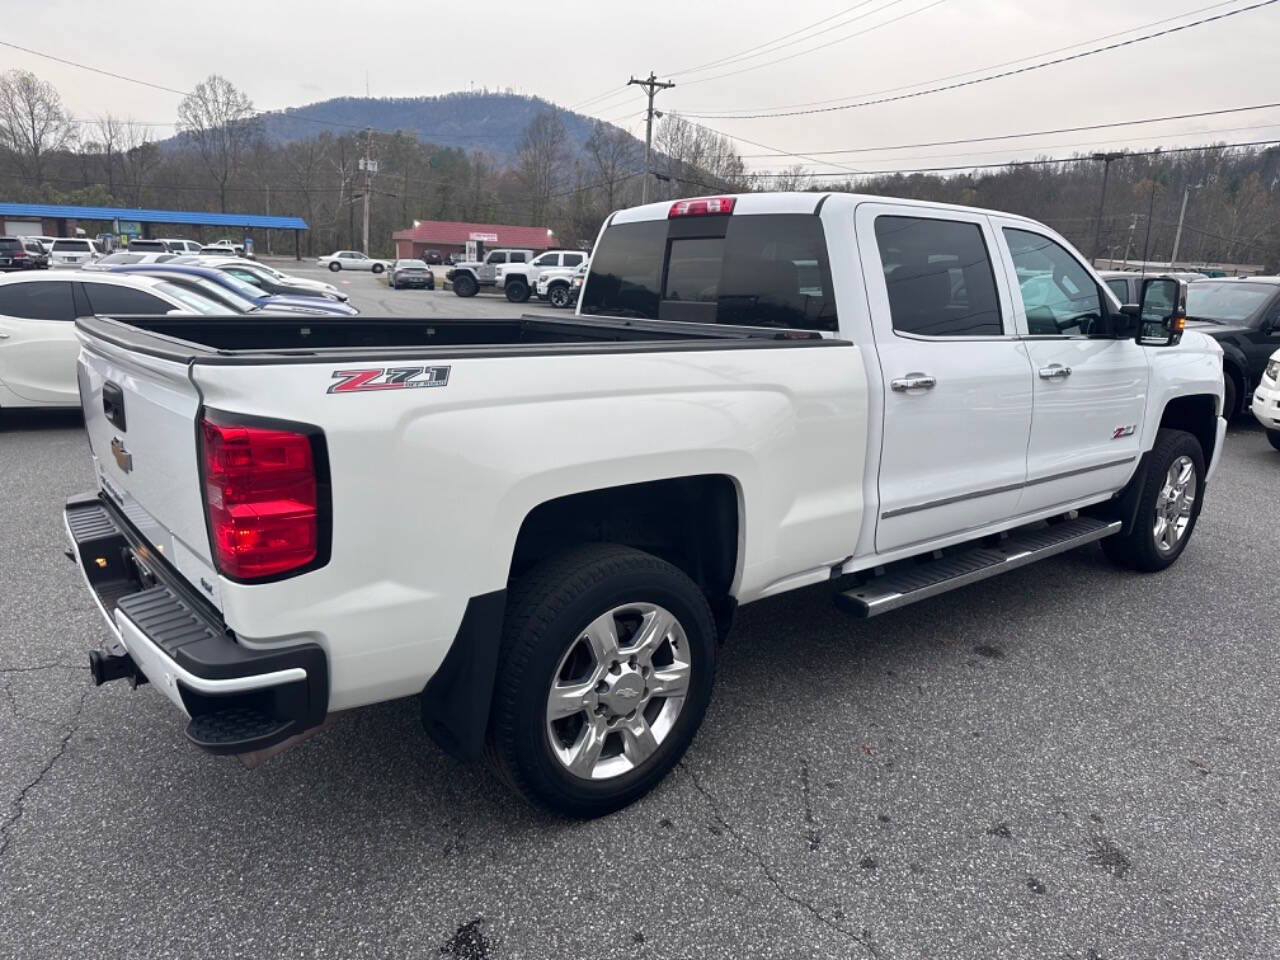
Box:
[669,196,736,218]
[12,251,26,259]
[199,413,323,580]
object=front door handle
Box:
[890,373,937,392]
[0,332,9,339]
[1038,364,1072,380]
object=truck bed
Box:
[76,313,835,365]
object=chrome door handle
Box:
[0,333,9,339]
[1038,364,1072,380]
[890,373,937,392]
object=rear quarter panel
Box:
[194,343,869,709]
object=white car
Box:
[535,261,589,308]
[183,256,346,301]
[1251,348,1280,450]
[48,238,100,268]
[66,192,1225,818]
[159,238,204,254]
[317,250,387,273]
[83,252,179,271]
[0,272,225,409]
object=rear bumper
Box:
[64,492,329,754]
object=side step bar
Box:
[836,517,1121,618]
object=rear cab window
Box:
[581,213,837,331]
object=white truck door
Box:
[856,204,1034,554]
[992,221,1149,513]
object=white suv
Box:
[1252,348,1280,450]
[49,238,100,268]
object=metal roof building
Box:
[0,202,307,230]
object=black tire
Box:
[548,284,572,308]
[371,262,384,274]
[505,278,530,303]
[1101,428,1205,572]
[1267,430,1280,452]
[328,261,341,272]
[1223,369,1238,420]
[452,273,477,298]
[486,544,717,818]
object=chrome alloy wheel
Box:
[545,602,691,781]
[1154,455,1197,554]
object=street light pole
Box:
[1091,152,1126,265]
[1169,183,1202,268]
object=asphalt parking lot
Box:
[2,404,1278,956]
[263,257,560,319]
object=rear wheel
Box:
[486,544,716,818]
[328,261,341,272]
[505,279,530,303]
[1101,428,1205,572]
[548,284,572,308]
[1267,430,1280,452]
[452,273,477,297]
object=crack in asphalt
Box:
[0,663,87,674]
[1,674,62,730]
[680,761,886,960]
[0,685,89,861]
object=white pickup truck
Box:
[65,192,1224,817]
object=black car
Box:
[1184,277,1280,417]
[0,236,38,270]
[422,249,443,265]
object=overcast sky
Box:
[7,0,1280,178]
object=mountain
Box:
[258,91,633,161]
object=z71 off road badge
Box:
[327,366,450,394]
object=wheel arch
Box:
[1159,393,1219,466]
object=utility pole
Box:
[1169,182,1202,268]
[1121,214,1139,269]
[628,72,675,204]
[359,128,378,255]
[1090,151,1126,265]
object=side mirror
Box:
[1135,277,1187,346]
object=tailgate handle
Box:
[103,381,127,431]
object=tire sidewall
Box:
[505,564,715,814]
[549,285,570,308]
[453,274,476,297]
[1135,431,1206,569]
[505,279,529,303]
[1223,373,1238,420]
[328,261,341,272]
[372,263,384,274]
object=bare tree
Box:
[584,121,638,212]
[118,121,159,207]
[0,69,73,186]
[94,114,125,196]
[177,74,261,212]
[514,110,567,225]
[654,114,746,198]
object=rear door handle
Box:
[0,332,9,339]
[1039,364,1072,380]
[890,373,937,392]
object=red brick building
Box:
[392,220,555,260]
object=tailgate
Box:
[77,332,223,610]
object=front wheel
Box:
[371,263,384,274]
[486,544,716,818]
[328,261,341,272]
[548,284,572,308]
[1101,428,1205,572]
[1267,429,1280,452]
[505,279,530,303]
[1223,371,1238,421]
[452,274,477,297]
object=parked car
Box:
[0,237,37,271]
[48,237,99,268]
[1179,276,1280,418]
[159,238,203,254]
[200,241,246,257]
[446,248,534,298]
[495,249,588,304]
[125,239,171,254]
[108,263,358,316]
[422,249,443,265]
[1098,270,1206,305]
[29,236,56,252]
[172,256,347,301]
[0,272,227,409]
[65,192,1225,818]
[192,257,352,302]
[1251,348,1280,449]
[317,250,388,273]
[22,238,50,269]
[388,259,436,290]
[536,261,589,308]
[83,252,178,271]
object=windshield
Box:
[154,281,232,314]
[164,277,257,313]
[1185,281,1275,322]
[581,214,837,331]
[207,270,267,300]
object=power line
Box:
[679,0,1280,119]
[676,0,949,88]
[729,101,1280,158]
[683,0,1244,116]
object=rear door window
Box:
[81,282,172,315]
[582,214,837,331]
[873,216,1003,337]
[0,281,75,320]
[562,253,584,267]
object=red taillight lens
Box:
[669,196,736,218]
[200,415,319,580]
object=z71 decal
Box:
[327,366,451,394]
